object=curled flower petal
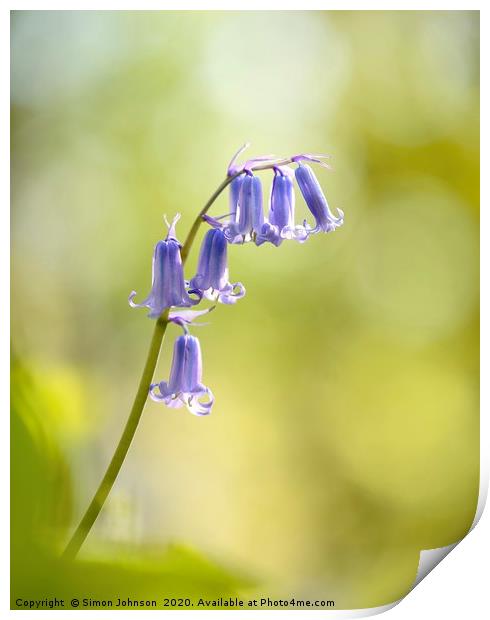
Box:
[281,224,309,242]
[149,381,175,403]
[187,388,214,416]
[209,281,246,305]
[255,222,282,247]
[128,290,151,309]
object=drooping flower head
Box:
[256,166,309,247]
[129,215,200,318]
[190,228,245,304]
[233,172,264,241]
[226,143,279,229]
[205,172,265,244]
[293,159,344,233]
[150,334,214,416]
[203,144,281,244]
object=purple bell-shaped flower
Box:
[294,163,344,233]
[256,167,309,246]
[150,334,214,416]
[204,173,265,244]
[190,229,245,304]
[129,215,200,319]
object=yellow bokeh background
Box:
[11,10,479,609]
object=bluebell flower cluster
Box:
[205,149,343,245]
[130,146,344,416]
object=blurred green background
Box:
[11,10,479,610]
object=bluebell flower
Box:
[294,163,344,233]
[232,173,264,242]
[204,172,265,244]
[256,167,309,247]
[150,334,214,416]
[129,215,200,318]
[189,229,245,304]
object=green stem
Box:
[62,174,235,561]
[180,173,237,263]
[62,311,169,560]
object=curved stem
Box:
[62,311,169,560]
[180,173,237,263]
[62,174,235,561]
